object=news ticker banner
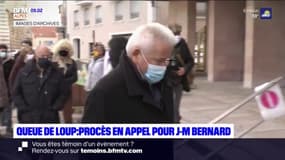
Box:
[2,139,285,160]
[12,1,62,27]
[0,139,174,160]
[14,124,234,139]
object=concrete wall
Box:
[187,1,196,53]
[207,1,245,81]
[155,1,169,26]
[243,0,255,88]
[168,1,189,40]
[207,0,215,81]
[244,1,285,87]
[168,1,196,53]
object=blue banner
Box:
[1,139,285,160]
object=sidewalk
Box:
[4,77,285,138]
[180,77,285,138]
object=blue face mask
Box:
[141,53,167,84]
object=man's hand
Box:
[176,67,185,76]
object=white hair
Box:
[126,23,176,56]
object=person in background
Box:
[12,45,68,123]
[168,23,195,123]
[0,44,14,135]
[9,38,34,90]
[84,42,105,92]
[82,23,176,123]
[14,38,34,60]
[21,38,33,48]
[53,39,78,123]
[103,37,128,76]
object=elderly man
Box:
[82,23,177,123]
[13,45,68,123]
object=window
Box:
[73,39,81,59]
[95,5,102,24]
[114,1,124,21]
[83,7,90,25]
[89,42,94,53]
[130,1,140,19]
[74,10,79,27]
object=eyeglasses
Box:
[157,58,170,66]
[140,51,170,66]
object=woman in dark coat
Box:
[53,39,78,123]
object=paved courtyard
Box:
[2,76,285,138]
[180,77,285,138]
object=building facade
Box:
[0,1,10,47]
[154,0,285,88]
[0,0,32,50]
[66,0,285,88]
[66,0,155,60]
[32,27,58,48]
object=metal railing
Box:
[209,76,284,138]
[202,76,284,160]
[177,76,284,160]
[210,76,284,124]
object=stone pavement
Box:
[180,77,285,138]
[2,76,285,138]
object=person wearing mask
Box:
[8,46,34,126]
[84,42,105,92]
[168,23,195,123]
[103,37,128,76]
[0,44,14,135]
[12,45,68,123]
[9,38,34,90]
[53,39,78,123]
[82,23,176,123]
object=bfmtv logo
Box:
[13,8,29,20]
[260,8,272,20]
[12,8,43,20]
